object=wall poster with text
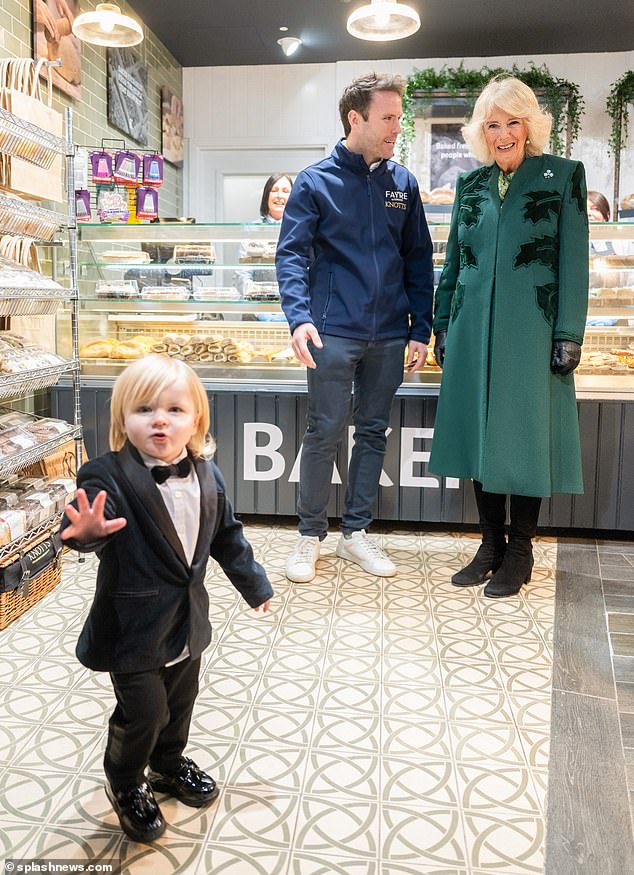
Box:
[430,122,479,191]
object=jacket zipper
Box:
[368,174,381,340]
[321,274,333,330]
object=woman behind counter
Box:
[429,76,589,599]
[234,173,294,297]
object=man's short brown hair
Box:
[339,72,405,137]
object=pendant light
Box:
[347,0,420,41]
[72,3,143,47]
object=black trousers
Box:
[104,656,201,791]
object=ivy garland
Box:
[607,70,634,155]
[398,63,584,164]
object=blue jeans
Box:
[298,335,406,538]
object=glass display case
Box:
[577,221,634,394]
[55,220,634,394]
[56,222,302,384]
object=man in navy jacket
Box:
[276,72,434,583]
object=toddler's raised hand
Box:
[62,488,127,543]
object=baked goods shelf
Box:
[0,107,67,167]
[0,514,63,562]
[75,300,282,313]
[0,193,68,242]
[584,325,634,335]
[0,361,77,401]
[0,426,81,478]
[78,223,280,243]
[81,262,274,269]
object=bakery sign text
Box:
[384,190,408,210]
[243,423,459,489]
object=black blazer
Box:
[61,442,273,673]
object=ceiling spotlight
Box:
[277,36,302,57]
[347,0,420,41]
[72,3,143,47]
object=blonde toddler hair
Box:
[109,354,214,458]
[462,76,553,164]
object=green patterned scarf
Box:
[498,169,516,201]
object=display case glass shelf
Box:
[57,221,634,394]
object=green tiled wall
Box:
[0,0,183,215]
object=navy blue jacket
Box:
[276,140,434,343]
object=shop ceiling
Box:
[127,0,632,67]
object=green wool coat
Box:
[428,154,589,497]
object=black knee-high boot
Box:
[452,481,507,587]
[483,494,541,598]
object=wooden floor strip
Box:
[545,540,634,873]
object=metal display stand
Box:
[0,103,82,561]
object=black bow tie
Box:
[150,457,191,484]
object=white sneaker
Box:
[286,535,320,582]
[336,530,396,577]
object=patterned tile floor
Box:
[0,524,559,875]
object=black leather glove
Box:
[551,340,581,375]
[433,331,447,369]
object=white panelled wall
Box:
[184,50,634,220]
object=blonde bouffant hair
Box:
[462,76,553,164]
[109,354,214,458]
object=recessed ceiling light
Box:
[277,36,302,56]
[279,26,289,31]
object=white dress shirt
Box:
[140,448,201,666]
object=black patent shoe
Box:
[484,550,533,598]
[149,757,219,808]
[452,542,505,587]
[106,781,166,843]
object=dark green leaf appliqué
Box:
[514,235,558,273]
[450,280,465,321]
[458,167,490,228]
[459,242,477,270]
[571,163,588,221]
[459,193,486,227]
[536,282,559,324]
[523,190,561,224]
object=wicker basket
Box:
[0,527,62,631]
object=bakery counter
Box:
[51,377,634,532]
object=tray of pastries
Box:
[244,281,279,301]
[173,244,216,264]
[0,332,66,374]
[79,335,154,360]
[192,286,239,301]
[95,280,139,299]
[140,286,191,301]
[239,240,277,263]
[101,250,151,264]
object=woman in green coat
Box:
[429,77,589,598]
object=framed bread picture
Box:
[161,87,184,167]
[32,0,82,100]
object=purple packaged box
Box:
[113,150,141,184]
[90,151,113,184]
[136,186,159,220]
[74,190,92,222]
[143,154,164,187]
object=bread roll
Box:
[80,339,116,358]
